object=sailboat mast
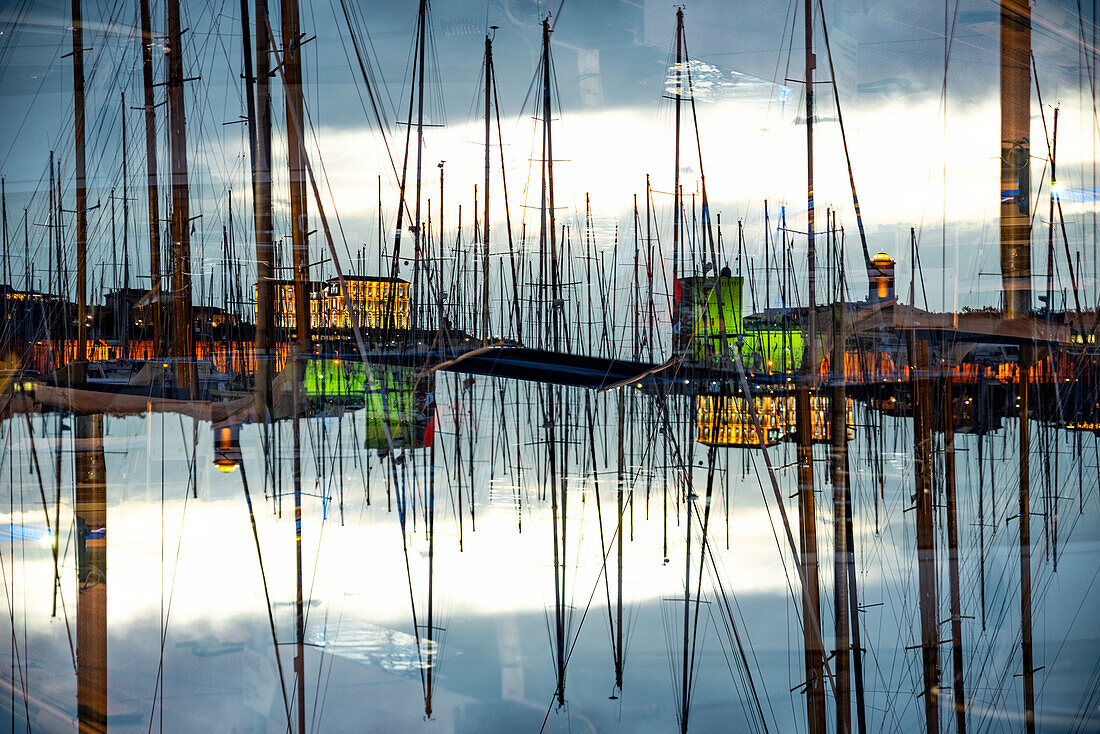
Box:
[166,0,195,393]
[797,1,825,732]
[541,17,559,350]
[2,178,7,337]
[138,0,162,359]
[910,335,940,734]
[673,9,683,302]
[284,0,311,360]
[1001,3,1036,731]
[944,378,968,734]
[483,33,492,345]
[411,0,428,335]
[71,0,88,368]
[830,259,851,734]
[121,93,131,353]
[804,0,816,361]
[280,1,311,730]
[1000,0,1032,318]
[244,0,275,416]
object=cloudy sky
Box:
[0,0,1097,312]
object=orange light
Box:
[214,459,239,473]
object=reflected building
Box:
[212,422,243,473]
[303,359,436,449]
[363,366,436,450]
[697,393,853,447]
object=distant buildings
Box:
[259,280,326,330]
[254,276,411,332]
[322,276,410,330]
[696,394,853,447]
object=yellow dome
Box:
[213,458,240,473]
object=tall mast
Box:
[166,0,195,393]
[281,2,310,733]
[797,1,826,732]
[672,8,683,305]
[410,0,428,336]
[2,178,7,339]
[284,0,311,360]
[944,377,968,734]
[71,0,88,369]
[242,0,275,417]
[804,0,816,362]
[121,93,131,353]
[138,0,162,359]
[1000,0,1032,318]
[483,32,492,345]
[830,222,851,734]
[1001,3,1036,731]
[541,17,559,350]
[385,2,422,338]
[910,335,940,734]
[74,412,107,730]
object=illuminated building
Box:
[303,359,435,448]
[740,318,805,374]
[323,276,410,330]
[212,423,242,473]
[867,252,896,303]
[675,270,743,363]
[696,393,853,447]
[253,280,326,330]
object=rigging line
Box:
[699,499,776,732]
[727,347,843,704]
[263,20,402,460]
[237,457,294,732]
[333,0,403,195]
[815,0,881,273]
[0,421,32,730]
[685,447,719,728]
[18,412,64,623]
[146,414,199,733]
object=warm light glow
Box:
[213,460,240,473]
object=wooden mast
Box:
[166,0,195,393]
[75,413,107,732]
[71,7,105,725]
[284,0,311,362]
[1000,0,1032,319]
[830,228,851,734]
[120,93,131,354]
[281,0,310,732]
[944,377,968,733]
[910,336,939,734]
[138,0,162,360]
[242,0,276,418]
[797,1,826,731]
[71,0,88,370]
[1001,3,1036,730]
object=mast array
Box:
[0,4,1098,734]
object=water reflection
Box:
[1,360,1097,731]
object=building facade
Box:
[323,277,410,330]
